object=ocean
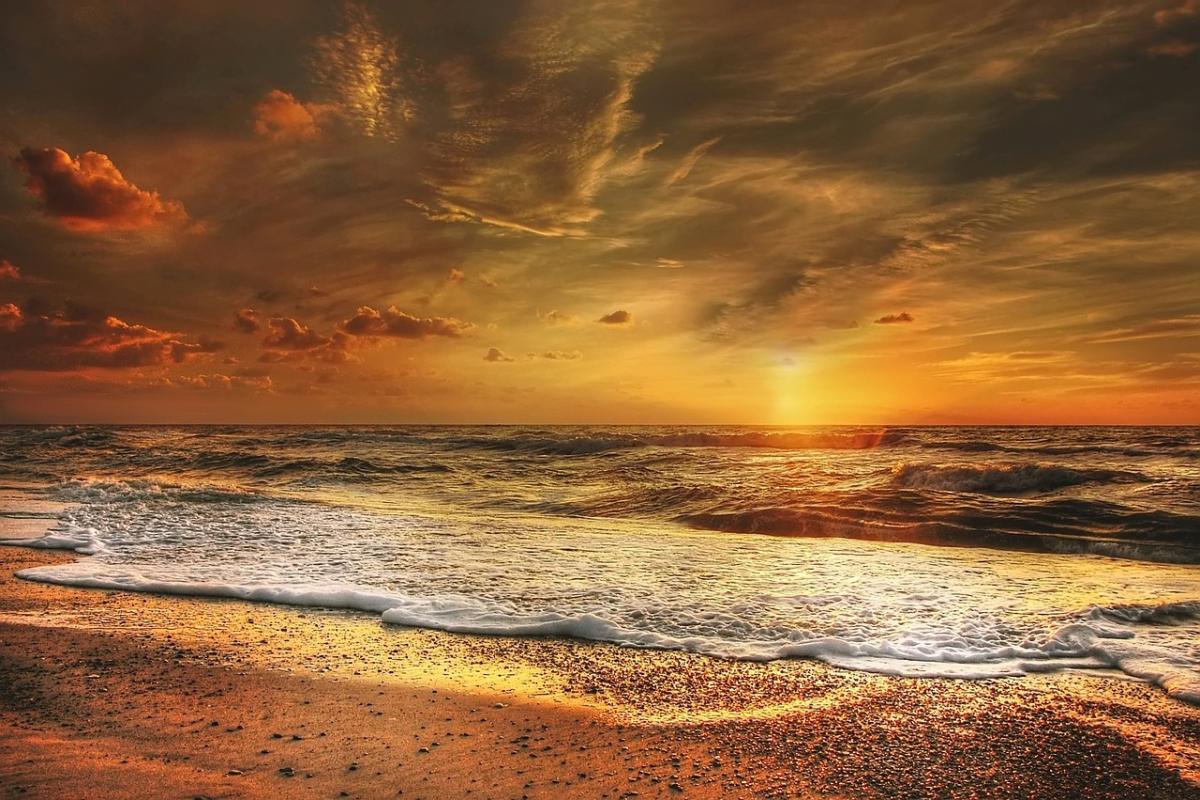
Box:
[1,425,1198,701]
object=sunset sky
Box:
[1,0,1198,424]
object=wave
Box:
[452,429,905,456]
[677,503,1200,564]
[0,425,116,449]
[11,559,1200,704]
[107,449,454,481]
[920,438,1198,460]
[889,462,1146,494]
[49,478,266,505]
[335,457,451,475]
[251,455,451,478]
[532,484,725,517]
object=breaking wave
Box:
[10,551,1200,704]
[890,462,1147,494]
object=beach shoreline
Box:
[2,544,1199,799]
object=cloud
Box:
[233,308,261,334]
[171,373,273,392]
[0,301,220,371]
[1083,314,1200,344]
[253,89,329,142]
[483,347,514,362]
[262,316,330,350]
[0,260,19,280]
[311,1,408,139]
[0,303,22,332]
[447,268,466,284]
[339,305,472,338]
[13,147,188,232]
[597,309,633,325]
[874,312,914,324]
[412,2,661,235]
[663,136,721,187]
[1155,1,1197,26]
[540,309,577,326]
[169,338,225,362]
[259,316,351,364]
[534,350,581,360]
[934,350,1076,382]
[1146,40,1199,57]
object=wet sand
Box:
[1,544,1199,799]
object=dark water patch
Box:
[678,506,1200,564]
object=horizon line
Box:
[0,421,1196,428]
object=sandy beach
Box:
[2,541,1198,800]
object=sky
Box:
[0,0,1198,424]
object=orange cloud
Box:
[263,316,334,350]
[0,260,19,280]
[874,312,914,324]
[260,316,351,363]
[597,309,632,325]
[13,147,188,232]
[340,305,472,338]
[1146,39,1199,57]
[171,373,273,392]
[0,301,220,371]
[0,303,21,332]
[1155,1,1197,26]
[253,90,329,142]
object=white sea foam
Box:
[14,560,1200,702]
[6,476,1199,703]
